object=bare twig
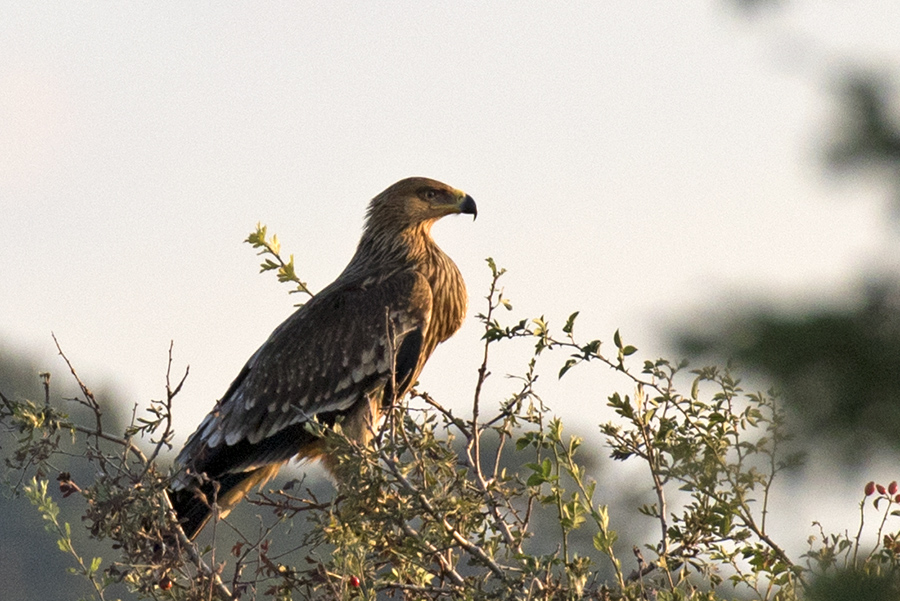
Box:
[140,341,188,480]
[52,333,104,436]
[40,372,51,406]
[0,388,16,413]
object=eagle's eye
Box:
[423,189,437,201]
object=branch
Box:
[52,333,103,436]
[140,341,188,480]
[245,223,314,298]
[45,338,233,599]
[380,451,508,583]
[160,488,235,600]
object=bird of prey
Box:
[169,177,476,539]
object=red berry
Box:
[159,576,173,590]
[877,484,887,495]
[889,481,898,495]
[349,575,360,587]
[866,481,877,496]
[894,494,900,503]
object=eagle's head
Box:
[365,177,477,234]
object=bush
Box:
[3,229,900,600]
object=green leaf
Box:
[548,420,563,444]
[579,339,601,357]
[558,358,578,379]
[613,329,622,349]
[245,223,267,246]
[542,457,553,478]
[593,530,616,552]
[525,458,554,486]
[516,433,534,451]
[527,472,546,487]
[562,311,579,334]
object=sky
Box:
[3,0,900,547]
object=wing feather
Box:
[173,268,432,485]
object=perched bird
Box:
[169,177,476,539]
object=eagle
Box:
[169,177,476,539]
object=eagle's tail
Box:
[169,464,282,540]
[168,485,214,541]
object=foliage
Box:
[2,233,898,600]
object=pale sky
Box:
[3,2,900,541]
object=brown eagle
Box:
[169,177,476,539]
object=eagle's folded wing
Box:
[172,268,432,485]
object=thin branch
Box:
[140,341,188,480]
[0,388,16,413]
[52,333,104,436]
[396,515,466,587]
[70,424,149,465]
[634,385,669,557]
[40,372,51,406]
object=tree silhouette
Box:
[675,71,900,462]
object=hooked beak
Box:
[458,194,477,220]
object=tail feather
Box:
[168,486,214,541]
[169,465,284,540]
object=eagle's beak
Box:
[458,194,477,220]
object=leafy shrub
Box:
[3,227,899,600]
